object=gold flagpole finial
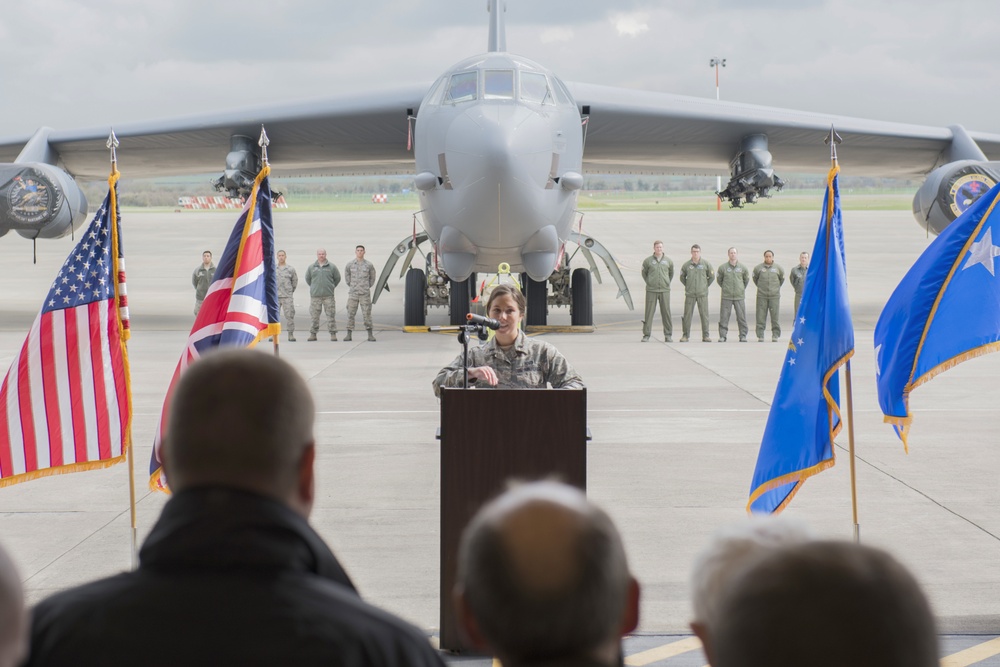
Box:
[824,125,843,163]
[107,129,120,166]
[259,125,270,166]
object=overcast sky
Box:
[0,0,997,140]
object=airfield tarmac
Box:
[2,204,999,648]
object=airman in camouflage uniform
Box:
[276,250,298,341]
[753,250,785,342]
[343,245,377,342]
[679,244,714,342]
[192,250,215,316]
[716,247,750,342]
[641,240,673,342]
[432,330,584,397]
[790,251,810,320]
[304,248,341,341]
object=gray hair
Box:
[457,481,630,662]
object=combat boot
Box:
[288,332,296,342]
[330,332,338,341]
[367,329,376,342]
[307,333,317,341]
[344,331,352,342]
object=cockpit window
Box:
[551,77,573,105]
[446,71,478,104]
[520,72,553,104]
[484,70,515,100]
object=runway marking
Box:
[940,637,1000,666]
[623,636,702,665]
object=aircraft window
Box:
[427,77,448,105]
[446,72,478,103]
[484,70,514,99]
[551,77,573,105]
[520,73,553,105]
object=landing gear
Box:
[570,268,593,326]
[449,273,477,325]
[524,274,548,326]
[404,268,426,327]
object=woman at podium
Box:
[432,284,584,396]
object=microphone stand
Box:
[429,323,490,388]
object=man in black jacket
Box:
[27,349,445,667]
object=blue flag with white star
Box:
[875,181,1000,449]
[748,163,854,514]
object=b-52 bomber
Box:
[1,1,999,326]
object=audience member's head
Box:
[163,349,316,516]
[0,543,27,667]
[712,540,938,667]
[455,480,639,667]
[689,515,815,661]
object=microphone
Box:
[467,313,501,330]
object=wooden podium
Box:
[438,387,587,652]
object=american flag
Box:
[149,167,280,491]
[0,181,131,487]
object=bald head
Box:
[713,540,938,667]
[163,349,315,508]
[457,481,637,664]
[0,544,26,667]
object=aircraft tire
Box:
[449,275,475,325]
[570,268,593,326]
[405,268,426,327]
[524,274,548,326]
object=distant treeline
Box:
[79,173,918,207]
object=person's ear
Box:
[294,443,316,516]
[690,621,714,665]
[620,576,641,635]
[453,586,490,651]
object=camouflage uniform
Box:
[192,262,216,316]
[344,258,377,332]
[641,254,673,340]
[716,261,750,341]
[679,259,714,341]
[790,263,808,320]
[305,260,341,337]
[432,330,584,397]
[276,263,298,336]
[753,261,785,340]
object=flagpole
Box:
[826,125,860,542]
[259,125,280,359]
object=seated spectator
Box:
[689,515,814,664]
[27,349,445,667]
[712,540,938,667]
[454,480,639,667]
[0,542,27,667]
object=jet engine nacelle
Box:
[912,160,1000,235]
[0,163,88,240]
[718,133,784,208]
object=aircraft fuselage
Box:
[412,52,584,282]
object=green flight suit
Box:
[679,259,714,340]
[716,261,750,341]
[642,254,674,339]
[753,261,785,340]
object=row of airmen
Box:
[641,242,809,343]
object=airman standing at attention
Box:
[192,250,215,316]
[679,244,714,342]
[753,250,785,342]
[641,240,673,342]
[344,245,377,342]
[716,247,750,342]
[789,251,810,320]
[305,248,341,342]
[276,250,298,342]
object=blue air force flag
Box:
[875,182,1000,448]
[748,163,854,514]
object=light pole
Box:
[710,57,726,210]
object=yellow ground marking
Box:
[623,637,703,665]
[940,637,1000,667]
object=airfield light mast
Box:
[710,57,726,210]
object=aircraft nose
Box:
[445,105,553,184]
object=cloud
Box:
[540,26,574,43]
[612,12,649,37]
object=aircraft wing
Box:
[0,85,429,180]
[567,82,1000,177]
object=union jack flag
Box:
[149,166,280,491]
[0,175,132,486]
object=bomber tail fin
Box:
[487,0,506,52]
